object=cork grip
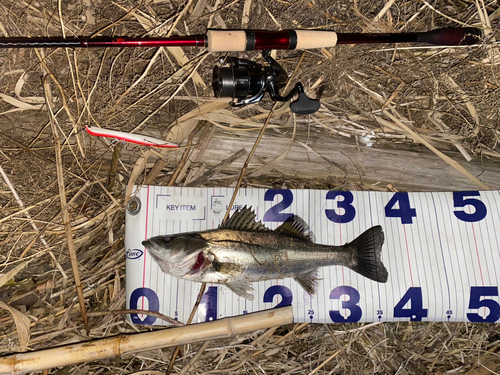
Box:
[294,30,338,50]
[207,30,247,52]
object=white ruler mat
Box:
[125,186,500,325]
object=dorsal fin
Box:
[275,215,315,242]
[219,206,269,232]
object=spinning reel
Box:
[212,50,320,115]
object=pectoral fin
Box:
[225,281,255,300]
[294,270,318,295]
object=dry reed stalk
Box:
[167,130,196,187]
[0,133,87,183]
[380,112,490,190]
[179,339,210,374]
[0,165,48,249]
[86,309,183,327]
[186,148,247,187]
[0,306,293,375]
[175,123,215,185]
[39,53,89,334]
[17,181,91,259]
[242,0,252,26]
[373,0,396,22]
[165,282,207,375]
[129,52,209,133]
[125,149,151,199]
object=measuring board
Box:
[125,186,500,325]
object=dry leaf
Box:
[0,260,31,289]
[15,72,46,104]
[0,93,43,115]
[247,115,295,177]
[0,300,31,350]
[166,101,228,144]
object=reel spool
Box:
[212,50,320,115]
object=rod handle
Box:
[294,30,338,50]
[207,30,247,52]
[206,30,338,52]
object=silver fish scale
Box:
[196,230,355,283]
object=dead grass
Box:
[1,0,500,373]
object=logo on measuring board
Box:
[126,248,143,260]
[212,199,224,214]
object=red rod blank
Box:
[0,28,481,49]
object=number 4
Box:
[394,287,428,321]
[385,192,417,224]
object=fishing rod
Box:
[1,27,481,114]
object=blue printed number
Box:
[263,189,294,222]
[129,288,160,325]
[325,191,356,224]
[263,285,293,308]
[384,192,417,224]
[467,286,500,323]
[393,287,428,321]
[453,191,487,222]
[200,286,218,322]
[329,286,362,323]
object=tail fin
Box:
[349,225,388,283]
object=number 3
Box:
[325,191,356,223]
[329,286,362,323]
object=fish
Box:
[142,206,388,299]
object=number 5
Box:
[467,286,500,323]
[453,191,487,222]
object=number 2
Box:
[263,190,294,222]
[263,285,293,308]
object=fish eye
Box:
[164,236,172,243]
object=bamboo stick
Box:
[0,306,293,375]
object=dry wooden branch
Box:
[0,306,293,375]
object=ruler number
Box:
[385,192,417,224]
[325,191,356,223]
[393,287,428,321]
[263,189,294,222]
[263,285,293,308]
[200,286,218,322]
[329,286,362,323]
[467,286,500,323]
[453,191,487,222]
[129,287,160,325]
